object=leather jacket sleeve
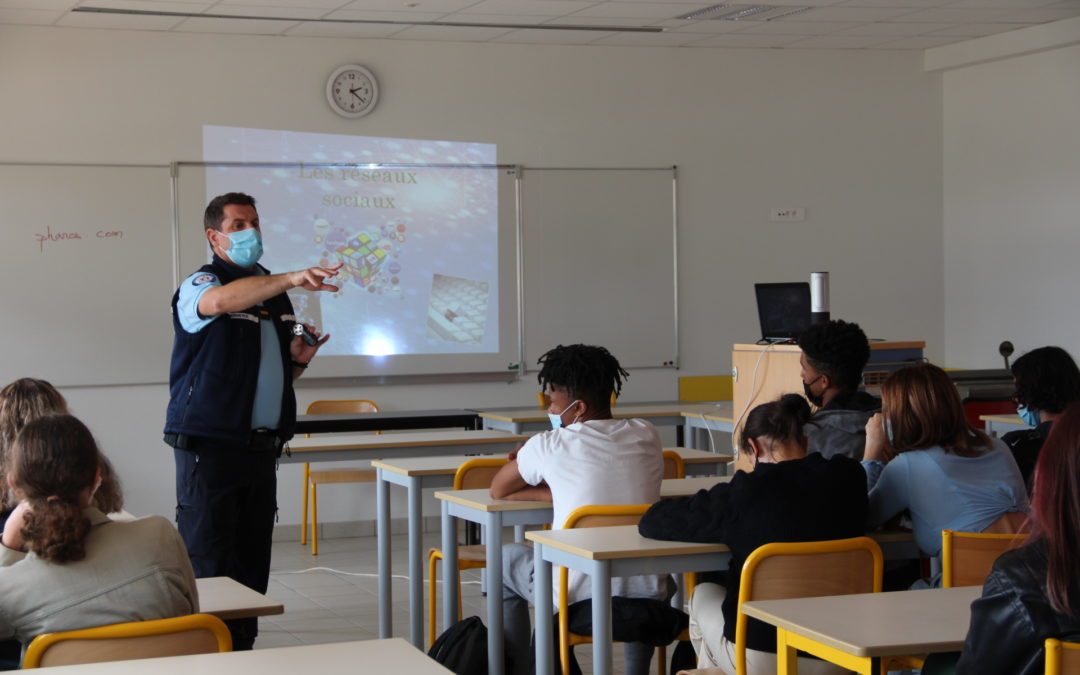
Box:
[956,567,1042,675]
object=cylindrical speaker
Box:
[811,271,830,325]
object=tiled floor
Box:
[258,531,660,673]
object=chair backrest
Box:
[661,450,685,479]
[557,504,652,675]
[735,537,884,675]
[305,399,379,415]
[1045,638,1080,675]
[941,529,1028,588]
[454,458,508,490]
[23,614,232,669]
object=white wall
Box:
[943,42,1080,368]
[0,25,943,526]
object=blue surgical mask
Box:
[548,400,580,430]
[222,228,263,268]
[1017,405,1040,428]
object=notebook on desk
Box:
[754,282,811,342]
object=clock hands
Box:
[349,87,367,102]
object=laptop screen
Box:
[754,282,811,340]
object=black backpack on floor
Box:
[428,616,489,675]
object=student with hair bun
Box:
[639,394,867,674]
[0,378,123,524]
[0,415,196,649]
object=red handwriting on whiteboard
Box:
[35,227,124,252]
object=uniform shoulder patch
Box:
[191,273,217,286]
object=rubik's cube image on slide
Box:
[336,232,387,287]
[313,219,407,296]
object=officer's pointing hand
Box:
[290,263,343,293]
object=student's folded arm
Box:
[865,456,910,530]
[638,482,731,542]
[489,460,530,499]
[502,483,552,502]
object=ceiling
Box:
[1,0,1078,50]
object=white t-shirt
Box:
[516,418,667,604]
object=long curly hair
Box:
[11,415,101,564]
[0,379,123,514]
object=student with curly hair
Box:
[490,344,667,675]
[798,319,878,460]
[0,415,196,651]
[0,378,123,525]
[1001,346,1080,490]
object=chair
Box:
[558,504,680,675]
[662,450,686,480]
[427,457,508,647]
[941,529,1028,588]
[1045,638,1080,675]
[736,537,884,675]
[23,613,231,668]
[302,399,379,556]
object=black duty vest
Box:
[164,255,298,444]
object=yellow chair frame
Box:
[427,457,509,647]
[661,450,686,480]
[23,613,231,668]
[736,537,884,675]
[557,504,683,675]
[941,529,1028,589]
[1045,638,1080,675]
[301,399,379,556]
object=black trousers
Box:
[174,444,278,650]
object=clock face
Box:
[326,65,379,119]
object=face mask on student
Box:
[220,228,263,268]
[803,376,824,407]
[548,400,581,430]
[1017,405,1040,428]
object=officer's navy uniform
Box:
[164,254,297,650]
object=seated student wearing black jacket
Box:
[638,394,867,675]
[1001,346,1080,492]
[950,401,1080,675]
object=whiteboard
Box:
[0,164,174,386]
[521,168,678,371]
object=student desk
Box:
[681,401,736,450]
[294,408,479,435]
[286,431,528,649]
[981,413,1024,438]
[195,576,284,621]
[375,453,730,648]
[33,638,451,674]
[740,586,981,674]
[526,525,732,675]
[477,402,723,445]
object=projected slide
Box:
[202,126,499,357]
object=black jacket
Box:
[637,453,867,653]
[1001,421,1052,494]
[957,540,1080,675]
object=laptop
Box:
[754,282,811,342]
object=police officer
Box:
[164,192,341,649]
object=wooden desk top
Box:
[286,430,528,454]
[434,488,553,512]
[196,576,283,620]
[526,524,729,561]
[661,476,730,497]
[734,341,926,353]
[980,413,1022,424]
[740,586,980,658]
[35,638,451,674]
[681,401,735,422]
[373,448,730,477]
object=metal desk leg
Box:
[591,559,613,675]
[486,512,505,675]
[534,544,553,675]
[407,475,424,648]
[441,500,459,639]
[376,469,392,639]
[777,628,798,675]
